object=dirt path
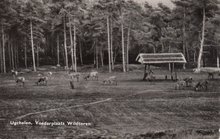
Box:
[15,98,112,120]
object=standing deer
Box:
[36,76,48,86]
[103,76,117,85]
[68,72,81,82]
[84,71,98,81]
[15,77,25,87]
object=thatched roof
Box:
[136,53,186,64]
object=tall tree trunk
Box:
[168,44,171,52]
[107,16,111,73]
[183,7,186,58]
[69,17,74,71]
[15,44,17,69]
[2,24,6,73]
[126,22,131,71]
[186,44,190,62]
[62,47,65,66]
[16,44,19,68]
[0,39,2,73]
[121,16,126,72]
[95,43,98,69]
[110,17,114,70]
[153,45,156,53]
[11,40,14,70]
[194,50,196,62]
[36,44,39,67]
[56,34,60,66]
[93,41,96,65]
[114,51,118,64]
[217,49,219,68]
[183,7,187,69]
[92,41,96,65]
[197,7,206,69]
[100,48,104,67]
[14,44,17,69]
[30,20,36,72]
[24,39,27,69]
[73,24,77,72]
[79,40,83,65]
[161,41,164,52]
[51,33,54,58]
[63,16,69,69]
[8,38,11,69]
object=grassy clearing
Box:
[0,67,219,138]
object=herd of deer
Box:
[11,69,209,91]
[68,71,117,85]
[11,70,118,88]
[175,77,209,91]
[12,69,53,87]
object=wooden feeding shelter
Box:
[136,53,187,81]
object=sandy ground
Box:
[0,68,219,138]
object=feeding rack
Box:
[136,53,186,81]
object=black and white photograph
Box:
[0,0,219,138]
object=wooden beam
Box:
[143,64,147,80]
[170,63,173,80]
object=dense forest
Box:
[0,0,219,73]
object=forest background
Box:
[0,0,220,73]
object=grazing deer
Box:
[194,80,208,91]
[47,72,53,79]
[175,80,186,90]
[15,77,25,87]
[36,76,48,86]
[103,76,117,85]
[143,70,155,81]
[183,77,193,87]
[208,73,214,79]
[84,71,98,81]
[38,73,44,77]
[11,70,18,79]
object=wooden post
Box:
[170,63,173,80]
[143,64,147,80]
[175,72,177,81]
[173,63,176,80]
[172,63,176,81]
[70,81,74,89]
[168,63,171,71]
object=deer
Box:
[84,71,98,81]
[68,72,81,82]
[103,76,117,85]
[15,77,25,87]
[36,76,48,86]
